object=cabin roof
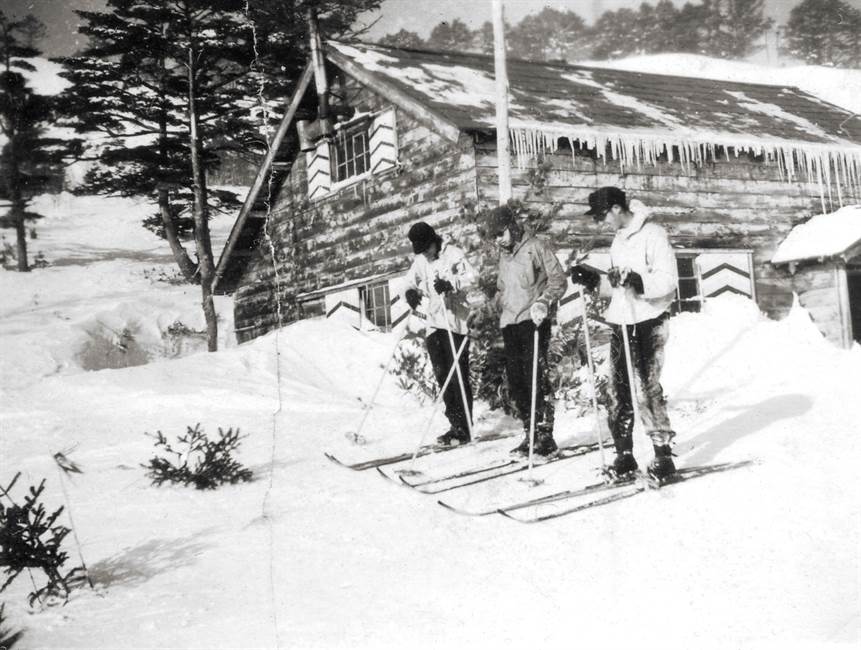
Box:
[214,42,861,296]
[772,205,861,265]
[328,41,861,148]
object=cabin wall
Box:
[790,262,849,347]
[232,80,479,343]
[473,141,849,318]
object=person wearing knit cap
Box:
[480,205,567,456]
[402,221,477,446]
[569,186,679,481]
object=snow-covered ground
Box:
[2,191,860,648]
[0,192,237,390]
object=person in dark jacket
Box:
[482,206,568,456]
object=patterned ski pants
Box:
[607,312,674,453]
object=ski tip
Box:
[323,452,344,466]
[496,508,528,523]
[437,499,455,511]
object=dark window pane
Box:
[676,257,694,277]
[678,278,699,299]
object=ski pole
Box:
[527,324,540,482]
[405,334,471,470]
[620,290,644,462]
[580,292,606,469]
[350,332,407,442]
[439,301,474,441]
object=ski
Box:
[496,460,754,523]
[323,431,515,471]
[438,471,638,517]
[400,442,601,495]
[381,459,519,487]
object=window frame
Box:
[358,281,392,331]
[329,120,372,187]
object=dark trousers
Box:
[502,319,554,434]
[426,329,473,432]
[607,312,674,454]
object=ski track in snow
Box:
[2,191,860,648]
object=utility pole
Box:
[492,0,511,204]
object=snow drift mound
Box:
[0,193,236,389]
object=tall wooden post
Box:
[492,0,512,204]
[306,8,330,122]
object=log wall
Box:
[232,79,479,342]
[473,141,856,319]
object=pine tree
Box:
[62,0,379,350]
[507,8,589,62]
[589,8,643,59]
[698,0,773,58]
[426,19,476,52]
[0,12,60,273]
[783,0,861,67]
[377,29,424,49]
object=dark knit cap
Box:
[408,221,442,254]
[482,205,518,238]
[585,187,628,221]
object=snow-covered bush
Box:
[390,337,437,403]
[143,425,253,490]
[0,474,86,606]
[0,602,23,648]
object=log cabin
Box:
[212,42,861,345]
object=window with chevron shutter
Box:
[368,108,398,175]
[305,139,331,200]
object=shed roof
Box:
[772,205,861,265]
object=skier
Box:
[569,187,679,480]
[402,222,477,446]
[481,205,567,456]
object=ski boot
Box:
[533,430,558,456]
[605,451,638,482]
[647,444,676,483]
[436,427,470,447]
[510,436,530,456]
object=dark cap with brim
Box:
[585,186,628,220]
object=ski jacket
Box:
[497,235,567,328]
[601,200,678,325]
[401,241,477,335]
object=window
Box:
[358,281,391,331]
[672,255,702,314]
[331,125,370,183]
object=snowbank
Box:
[771,204,861,264]
[0,193,237,389]
[1,292,859,649]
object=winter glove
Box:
[405,288,421,310]
[530,301,549,325]
[433,277,454,295]
[607,267,622,288]
[622,271,644,295]
[569,265,600,292]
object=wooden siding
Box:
[473,142,858,319]
[790,262,848,347]
[232,78,479,343]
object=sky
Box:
[4,0,861,58]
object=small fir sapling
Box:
[143,424,253,490]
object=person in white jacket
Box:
[402,222,477,446]
[569,187,679,480]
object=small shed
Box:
[772,205,861,348]
[212,42,861,343]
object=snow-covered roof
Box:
[328,42,861,191]
[772,205,861,265]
